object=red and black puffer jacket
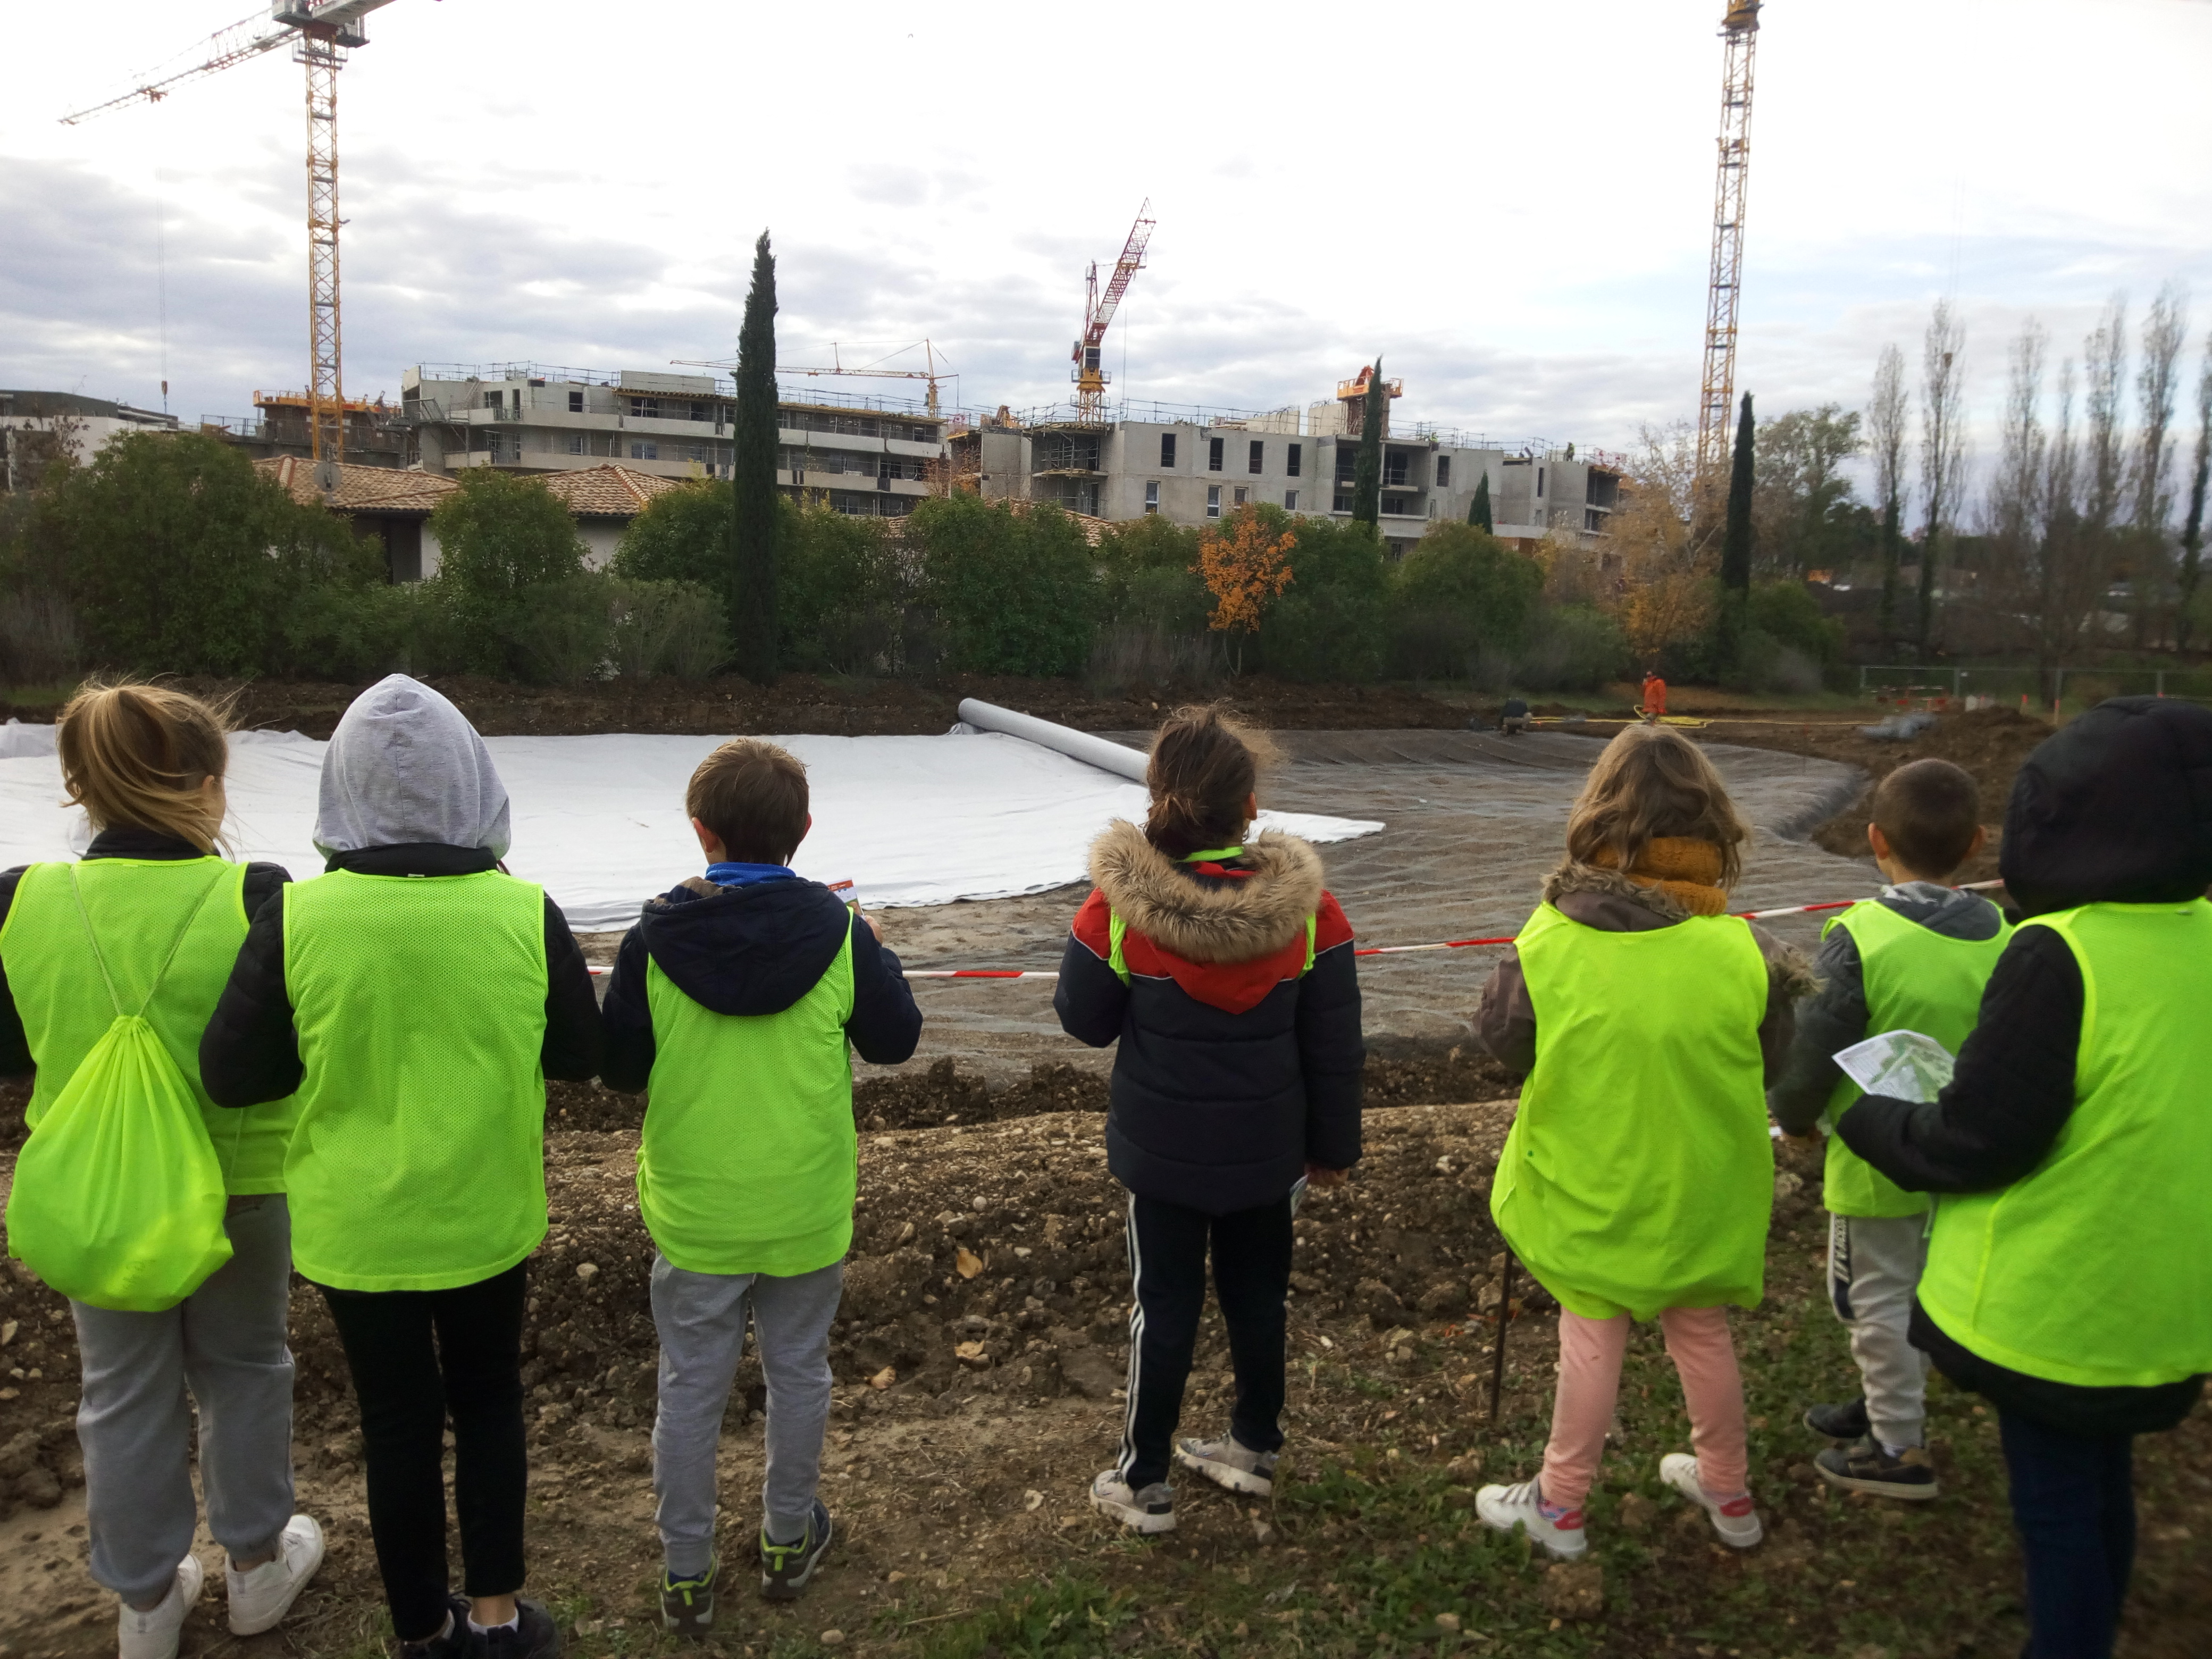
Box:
[1053,822,1364,1214]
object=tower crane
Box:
[61,1,400,464]
[1071,203,1155,424]
[1695,1,1761,483]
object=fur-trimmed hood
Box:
[1088,820,1323,965]
[1543,859,1700,921]
[1541,858,1816,1000]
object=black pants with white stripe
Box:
[1117,1191,1293,1489]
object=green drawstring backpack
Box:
[4,866,236,1311]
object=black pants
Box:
[318,1264,529,1642]
[1999,1409,2136,1659]
[1117,1192,1292,1490]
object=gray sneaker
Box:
[1173,1435,1278,1498]
[659,1559,715,1637]
[760,1501,833,1602]
[1088,1470,1177,1534]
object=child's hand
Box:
[861,910,884,943]
[1304,1163,1350,1189]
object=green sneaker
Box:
[759,1501,833,1602]
[659,1559,716,1637]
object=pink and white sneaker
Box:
[1473,1478,1588,1560]
[1660,1452,1763,1548]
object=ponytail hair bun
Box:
[1144,703,1275,858]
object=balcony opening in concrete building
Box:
[1247,440,1264,474]
[568,389,584,412]
[1034,432,1101,474]
[1208,437,1225,472]
[1286,443,1302,477]
[1436,455,1451,487]
[1160,432,1176,468]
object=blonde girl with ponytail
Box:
[0,682,323,1659]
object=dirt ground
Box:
[3,1109,2206,1659]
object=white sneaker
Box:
[226,1513,326,1635]
[118,1555,203,1659]
[1088,1469,1177,1535]
[1173,1435,1278,1498]
[1473,1478,1588,1561]
[1659,1452,1763,1548]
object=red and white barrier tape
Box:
[584,879,2006,982]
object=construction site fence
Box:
[1857,663,2212,706]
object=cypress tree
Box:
[1468,471,1493,532]
[1351,356,1384,532]
[1717,391,1755,667]
[1876,495,1903,647]
[731,230,779,683]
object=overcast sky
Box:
[4,0,2209,467]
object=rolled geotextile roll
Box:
[955,698,1149,784]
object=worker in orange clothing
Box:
[1641,672,1669,723]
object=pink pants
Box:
[1538,1305,1748,1511]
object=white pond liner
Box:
[0,721,1382,930]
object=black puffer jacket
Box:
[1054,824,1364,1214]
[1840,697,2212,1435]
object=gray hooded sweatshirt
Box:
[199,675,604,1108]
[315,674,512,856]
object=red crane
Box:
[1070,203,1154,424]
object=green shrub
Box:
[1748,580,1846,666]
[429,470,588,676]
[781,502,910,674]
[499,573,613,686]
[1387,522,1543,681]
[609,479,730,593]
[908,496,1097,676]
[608,579,729,682]
[24,431,377,676]
[1253,516,1387,682]
[1515,604,1629,692]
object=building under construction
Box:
[392,364,950,515]
[952,371,1622,557]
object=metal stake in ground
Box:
[1488,1253,1516,1425]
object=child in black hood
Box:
[1840,696,2212,1659]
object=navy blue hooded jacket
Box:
[599,875,922,1093]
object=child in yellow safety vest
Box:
[0,683,323,1659]
[1838,699,2212,1659]
[1471,725,1811,1561]
[200,675,604,1659]
[1770,758,2006,1501]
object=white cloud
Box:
[1,0,2206,463]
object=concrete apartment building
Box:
[954,374,1622,556]
[397,364,949,516]
[1,390,179,491]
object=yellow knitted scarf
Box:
[1590,837,1729,917]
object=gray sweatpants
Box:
[72,1195,297,1606]
[1827,1211,1931,1449]
[649,1254,843,1577]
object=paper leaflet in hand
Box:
[827,878,859,912]
[1832,1029,1956,1104]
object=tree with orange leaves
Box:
[1193,505,1296,673]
